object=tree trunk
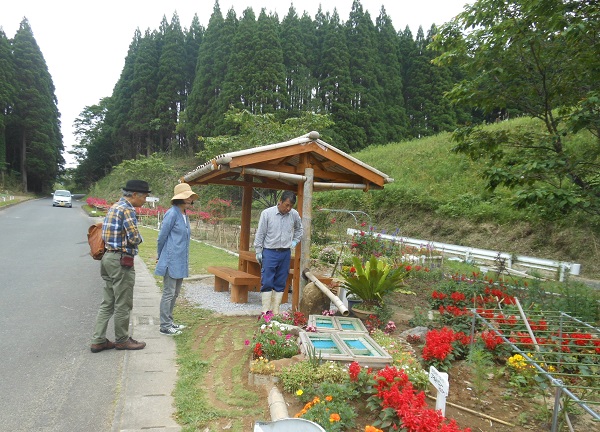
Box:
[20,130,27,192]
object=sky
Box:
[2,0,470,167]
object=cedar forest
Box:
[0,1,495,193]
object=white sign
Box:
[146,197,160,202]
[429,366,449,416]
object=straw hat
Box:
[171,183,199,202]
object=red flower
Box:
[450,291,466,303]
[348,361,361,381]
[481,330,503,350]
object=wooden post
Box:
[239,182,253,272]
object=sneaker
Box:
[160,327,182,336]
[171,323,186,330]
[115,337,146,350]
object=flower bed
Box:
[245,309,471,432]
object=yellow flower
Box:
[296,389,303,396]
[329,413,341,422]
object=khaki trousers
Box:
[91,252,136,344]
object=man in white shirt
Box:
[254,191,303,314]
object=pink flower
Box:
[244,339,250,346]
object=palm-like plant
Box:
[341,256,405,309]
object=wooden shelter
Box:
[181,131,393,311]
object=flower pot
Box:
[346,297,363,317]
[351,306,378,320]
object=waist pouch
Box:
[120,254,134,268]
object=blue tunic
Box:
[155,205,191,279]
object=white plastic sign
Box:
[429,366,449,416]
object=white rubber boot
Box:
[271,292,284,315]
[261,291,273,313]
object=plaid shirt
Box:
[102,197,143,255]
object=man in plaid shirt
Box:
[90,180,151,353]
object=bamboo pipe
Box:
[302,270,349,316]
[425,394,516,427]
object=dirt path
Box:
[191,315,270,431]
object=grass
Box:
[0,194,32,208]
[138,226,238,276]
[171,310,267,431]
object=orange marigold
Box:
[329,413,341,422]
[365,426,383,432]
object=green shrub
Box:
[294,383,358,431]
[319,246,338,264]
[279,361,349,394]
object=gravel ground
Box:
[182,275,292,316]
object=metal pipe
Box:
[346,228,582,278]
[515,298,540,352]
[303,270,349,316]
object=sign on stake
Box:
[429,366,449,416]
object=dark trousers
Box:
[260,248,290,293]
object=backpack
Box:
[87,222,106,260]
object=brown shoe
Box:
[90,340,116,353]
[115,337,146,350]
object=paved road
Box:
[0,197,121,431]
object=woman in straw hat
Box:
[155,183,199,335]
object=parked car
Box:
[52,189,72,208]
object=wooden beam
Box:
[227,145,314,168]
[307,143,386,187]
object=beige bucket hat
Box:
[171,183,199,202]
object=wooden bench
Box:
[207,266,261,303]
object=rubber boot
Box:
[271,292,284,315]
[261,291,273,313]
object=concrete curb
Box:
[112,256,181,432]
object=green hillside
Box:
[89,117,600,279]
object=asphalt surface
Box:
[0,198,179,432]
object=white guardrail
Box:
[347,228,581,282]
